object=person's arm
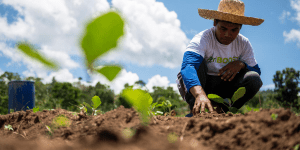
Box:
[239,39,261,76]
[189,85,207,99]
[180,51,203,95]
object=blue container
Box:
[8,81,35,114]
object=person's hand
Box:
[218,60,245,82]
[192,95,214,115]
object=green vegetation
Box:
[208,87,246,113]
[271,113,278,121]
[294,144,299,150]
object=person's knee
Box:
[244,71,263,91]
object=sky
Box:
[0,0,299,97]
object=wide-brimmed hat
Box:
[198,0,264,26]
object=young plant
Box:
[4,124,28,139]
[149,102,163,116]
[271,113,278,120]
[208,87,246,114]
[155,98,173,115]
[121,88,153,126]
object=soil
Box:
[0,106,300,150]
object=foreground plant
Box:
[121,88,153,125]
[208,87,246,114]
[271,113,278,120]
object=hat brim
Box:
[198,9,264,26]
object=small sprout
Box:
[294,144,299,150]
[122,128,136,139]
[167,132,178,143]
[213,107,217,109]
[51,114,71,129]
[271,113,278,120]
[33,106,40,113]
[4,125,13,131]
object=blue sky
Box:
[0,0,299,97]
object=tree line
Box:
[0,67,299,115]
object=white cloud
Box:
[86,68,140,95]
[283,29,300,48]
[145,74,170,93]
[279,10,291,23]
[282,0,300,47]
[260,84,275,91]
[0,0,188,95]
[101,0,189,69]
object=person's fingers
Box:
[193,103,199,115]
[224,71,234,81]
[228,72,238,81]
[222,70,232,80]
[207,102,214,112]
[200,102,205,113]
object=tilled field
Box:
[0,106,299,150]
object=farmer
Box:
[176,0,263,117]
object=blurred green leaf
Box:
[232,87,246,103]
[208,94,224,103]
[83,102,92,109]
[81,11,124,71]
[96,65,122,82]
[16,42,60,71]
[91,95,101,109]
[122,88,153,125]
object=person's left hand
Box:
[218,60,245,81]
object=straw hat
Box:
[198,0,264,26]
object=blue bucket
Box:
[8,81,35,114]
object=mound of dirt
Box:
[0,106,299,150]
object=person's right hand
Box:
[192,95,214,115]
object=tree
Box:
[273,67,300,110]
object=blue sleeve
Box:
[244,62,261,76]
[180,51,204,94]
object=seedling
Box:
[149,102,164,116]
[4,124,28,139]
[271,113,278,120]
[208,87,246,114]
[294,144,299,150]
[121,88,153,126]
[155,98,172,115]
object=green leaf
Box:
[271,113,278,120]
[96,65,122,82]
[91,96,101,109]
[83,102,92,109]
[246,105,252,112]
[81,11,124,70]
[16,42,60,71]
[33,107,39,113]
[208,94,224,103]
[121,88,153,124]
[156,104,163,107]
[231,87,246,103]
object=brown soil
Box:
[0,106,299,150]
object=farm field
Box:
[0,106,300,150]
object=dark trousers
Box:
[186,60,263,113]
